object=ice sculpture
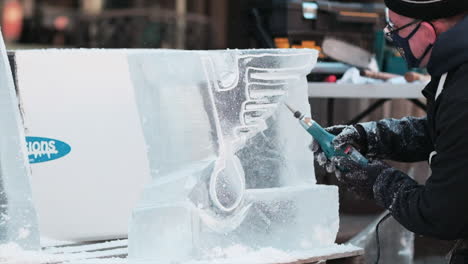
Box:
[127,49,339,263]
[0,32,39,249]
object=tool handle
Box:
[343,145,369,166]
[306,121,369,169]
[306,123,336,159]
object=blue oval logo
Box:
[25,137,71,164]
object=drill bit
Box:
[284,103,302,119]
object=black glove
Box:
[332,156,392,200]
[310,125,367,173]
[311,117,432,171]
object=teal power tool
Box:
[285,103,368,169]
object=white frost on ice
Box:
[0,242,359,264]
[127,48,341,263]
[0,243,59,264]
[17,228,31,240]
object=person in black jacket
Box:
[312,0,468,262]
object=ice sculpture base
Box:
[128,185,338,263]
[129,244,361,264]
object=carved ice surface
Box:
[0,32,39,249]
[127,49,339,263]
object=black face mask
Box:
[389,22,434,68]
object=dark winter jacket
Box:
[359,15,468,258]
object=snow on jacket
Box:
[364,15,468,240]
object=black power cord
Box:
[374,212,392,264]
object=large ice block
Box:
[127,49,339,263]
[0,32,39,249]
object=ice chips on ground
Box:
[0,243,59,264]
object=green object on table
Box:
[384,49,409,75]
[374,30,386,70]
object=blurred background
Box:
[0,0,447,263]
[0,0,390,51]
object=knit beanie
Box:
[384,0,468,20]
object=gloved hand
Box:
[310,124,366,173]
[332,156,392,200]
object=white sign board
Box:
[15,50,151,241]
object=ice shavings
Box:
[197,244,361,264]
[0,243,61,264]
[0,239,128,264]
[17,227,31,240]
[1,242,359,264]
[203,245,291,263]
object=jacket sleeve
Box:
[358,116,434,162]
[373,100,468,240]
